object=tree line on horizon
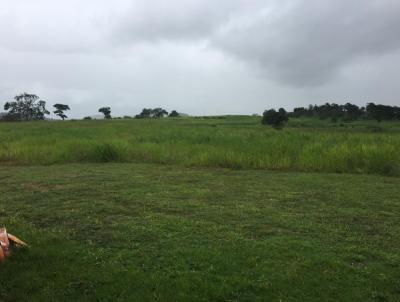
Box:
[1,93,399,124]
[0,93,180,121]
[291,102,400,122]
[261,102,400,129]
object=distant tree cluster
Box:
[291,102,400,122]
[2,93,72,122]
[366,103,400,122]
[135,108,180,119]
[1,93,182,122]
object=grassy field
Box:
[1,163,399,301]
[0,116,399,176]
[1,117,399,301]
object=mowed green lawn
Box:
[1,163,399,301]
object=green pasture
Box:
[0,116,399,176]
[1,164,399,301]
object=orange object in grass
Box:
[0,227,28,263]
[0,227,11,261]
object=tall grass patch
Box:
[0,117,399,176]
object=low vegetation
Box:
[1,163,399,301]
[262,108,289,129]
[0,116,399,176]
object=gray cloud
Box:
[109,0,400,87]
[212,0,400,86]
[0,0,399,118]
[110,0,266,42]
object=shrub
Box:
[262,108,289,129]
[169,110,180,117]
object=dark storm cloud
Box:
[211,0,400,86]
[110,0,400,87]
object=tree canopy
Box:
[135,108,169,119]
[291,102,400,122]
[4,93,49,121]
[53,104,70,120]
[262,108,289,129]
[366,103,399,122]
[98,107,112,119]
[169,110,180,117]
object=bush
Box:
[169,110,180,117]
[262,108,289,129]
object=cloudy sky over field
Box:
[0,0,399,117]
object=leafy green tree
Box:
[262,108,289,129]
[53,104,70,120]
[169,110,180,117]
[343,103,361,121]
[98,107,111,119]
[136,108,168,119]
[366,103,397,122]
[135,108,152,119]
[4,93,49,121]
[291,102,399,122]
[152,108,168,118]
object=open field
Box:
[0,116,400,176]
[2,0,400,300]
[1,117,400,301]
[1,163,400,301]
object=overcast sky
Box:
[1,0,399,117]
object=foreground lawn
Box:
[0,163,399,301]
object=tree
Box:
[98,107,111,119]
[262,108,289,129]
[289,102,399,122]
[4,93,50,121]
[343,102,361,121]
[169,110,180,117]
[152,108,168,118]
[292,107,307,118]
[135,108,168,119]
[366,103,396,122]
[135,108,152,119]
[53,104,70,120]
